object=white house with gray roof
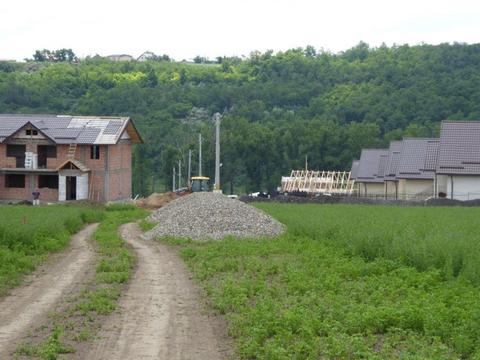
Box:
[384,140,403,199]
[436,121,480,200]
[354,149,389,197]
[395,138,439,200]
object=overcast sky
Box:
[1,0,479,61]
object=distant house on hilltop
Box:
[137,51,156,62]
[0,114,143,203]
[106,54,134,62]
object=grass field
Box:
[167,204,480,359]
[0,205,103,296]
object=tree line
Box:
[0,42,479,195]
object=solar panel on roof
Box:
[0,114,131,144]
[76,129,101,144]
[103,121,123,135]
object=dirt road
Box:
[0,223,98,357]
[83,223,232,360]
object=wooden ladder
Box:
[67,143,77,159]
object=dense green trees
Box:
[1,43,479,195]
[32,49,77,62]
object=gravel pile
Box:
[144,192,285,240]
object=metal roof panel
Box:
[356,149,389,183]
[397,138,438,179]
[437,121,480,175]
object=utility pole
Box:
[172,167,176,192]
[188,149,192,187]
[305,155,308,171]
[178,160,182,189]
[214,112,221,192]
[198,133,202,177]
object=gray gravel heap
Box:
[144,192,285,240]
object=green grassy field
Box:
[168,204,480,359]
[0,205,103,296]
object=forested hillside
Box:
[1,42,479,195]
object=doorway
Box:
[66,176,77,200]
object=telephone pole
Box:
[198,133,202,177]
[188,149,192,186]
[172,167,176,192]
[213,112,221,192]
[178,160,182,189]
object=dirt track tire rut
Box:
[83,223,232,360]
[0,223,98,358]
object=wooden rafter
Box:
[281,170,355,195]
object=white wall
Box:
[384,181,398,199]
[58,173,89,201]
[447,176,480,200]
[398,179,433,200]
[358,182,385,197]
[58,175,66,201]
[436,175,448,196]
[77,173,89,200]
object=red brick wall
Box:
[0,174,30,200]
[0,144,6,167]
[0,144,20,168]
[0,142,133,203]
[37,186,58,202]
[107,142,132,201]
[83,145,107,201]
[46,144,69,168]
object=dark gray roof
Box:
[350,160,359,179]
[384,141,403,180]
[396,138,439,179]
[0,114,136,145]
[437,121,480,175]
[103,121,124,135]
[356,149,389,183]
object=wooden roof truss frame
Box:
[281,170,355,195]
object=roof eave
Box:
[116,118,144,144]
[3,121,57,144]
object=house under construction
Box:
[281,170,355,195]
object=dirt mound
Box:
[145,192,285,240]
[135,192,179,209]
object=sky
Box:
[0,0,479,61]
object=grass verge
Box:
[160,203,480,359]
[0,205,103,297]
[14,204,148,359]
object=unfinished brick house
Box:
[0,114,143,203]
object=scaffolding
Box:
[281,170,355,195]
